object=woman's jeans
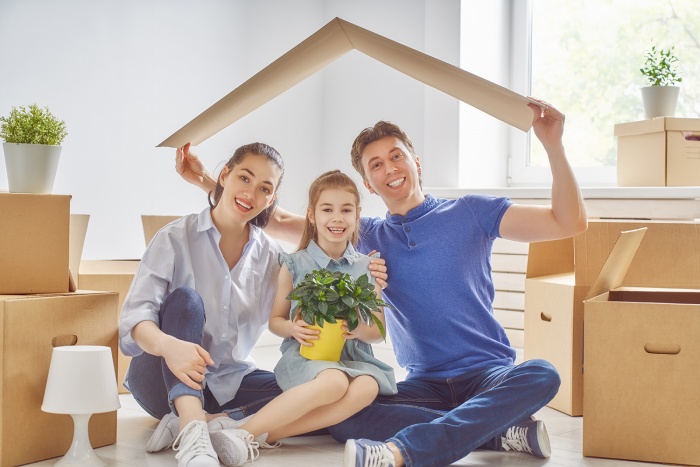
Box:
[126,287,282,419]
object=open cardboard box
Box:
[615,117,700,187]
[524,219,700,416]
[141,214,182,246]
[583,227,700,466]
[0,290,119,466]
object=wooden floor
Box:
[25,345,670,466]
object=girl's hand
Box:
[367,250,388,290]
[160,336,213,391]
[291,310,319,346]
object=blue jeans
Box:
[327,359,560,467]
[126,287,283,419]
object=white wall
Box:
[0,0,463,260]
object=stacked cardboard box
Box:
[0,193,118,466]
[524,219,700,416]
[615,117,700,186]
[79,260,140,394]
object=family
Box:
[118,99,588,467]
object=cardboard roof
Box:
[158,17,537,148]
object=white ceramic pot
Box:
[2,142,62,193]
[641,85,680,119]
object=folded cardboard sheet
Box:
[159,17,536,148]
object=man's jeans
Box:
[126,287,282,419]
[328,359,560,467]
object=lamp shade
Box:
[42,345,121,414]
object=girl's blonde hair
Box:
[297,170,361,251]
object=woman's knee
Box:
[160,287,205,324]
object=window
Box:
[509,0,700,187]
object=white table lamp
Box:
[42,345,121,467]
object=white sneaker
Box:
[209,415,280,448]
[209,428,260,466]
[172,420,220,467]
[146,412,180,452]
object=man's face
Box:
[360,136,422,211]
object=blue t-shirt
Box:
[358,194,515,379]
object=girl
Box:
[119,143,286,467]
[209,170,397,466]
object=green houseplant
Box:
[287,269,389,361]
[1,104,68,193]
[639,45,682,119]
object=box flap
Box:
[526,237,574,278]
[585,228,647,300]
[141,215,182,247]
[157,17,536,148]
[68,214,90,291]
[663,117,700,132]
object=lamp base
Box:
[54,413,106,467]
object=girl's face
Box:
[309,188,359,250]
[216,153,282,224]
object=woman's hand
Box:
[160,335,214,391]
[367,250,388,290]
[175,143,216,191]
[291,310,319,346]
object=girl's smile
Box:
[310,188,360,259]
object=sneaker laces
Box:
[241,432,260,463]
[364,443,394,467]
[501,425,533,454]
[173,421,215,460]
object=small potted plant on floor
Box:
[288,269,389,361]
[1,104,68,193]
[639,44,682,119]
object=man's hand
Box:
[176,143,216,192]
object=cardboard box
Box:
[583,228,700,466]
[615,117,700,186]
[158,17,537,148]
[0,290,119,467]
[141,215,182,247]
[0,193,70,294]
[79,260,140,394]
[524,219,700,415]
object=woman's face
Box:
[216,153,282,223]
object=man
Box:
[177,99,587,466]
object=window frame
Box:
[507,0,616,187]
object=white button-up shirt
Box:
[119,208,282,404]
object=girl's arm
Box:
[343,282,387,344]
[268,265,319,345]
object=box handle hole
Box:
[644,343,680,355]
[52,335,78,347]
[540,312,552,322]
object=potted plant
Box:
[1,104,68,193]
[287,269,389,361]
[639,45,682,119]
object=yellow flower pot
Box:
[300,320,345,361]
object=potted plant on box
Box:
[1,104,68,193]
[287,269,389,361]
[639,44,682,119]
